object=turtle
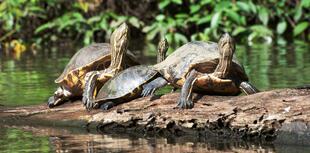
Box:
[48,23,139,107]
[84,33,258,110]
[82,38,169,110]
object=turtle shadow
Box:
[149,93,203,102]
[149,94,164,101]
[193,94,204,102]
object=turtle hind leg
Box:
[48,87,72,108]
[239,82,259,95]
[47,96,56,108]
[141,77,168,97]
[177,70,198,109]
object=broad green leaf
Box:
[35,22,55,34]
[225,9,241,24]
[27,6,44,13]
[236,1,250,12]
[188,14,200,22]
[250,25,272,36]
[294,6,302,22]
[159,0,170,9]
[87,16,101,24]
[258,7,269,25]
[232,27,246,36]
[72,12,85,21]
[172,0,182,5]
[99,19,108,30]
[142,24,157,33]
[249,1,257,13]
[156,14,165,21]
[240,16,246,25]
[174,33,188,43]
[301,0,310,8]
[129,17,141,28]
[190,5,200,14]
[197,15,211,25]
[294,22,309,36]
[276,21,287,34]
[175,13,188,19]
[200,0,211,5]
[215,1,230,11]
[211,12,221,28]
[146,26,160,40]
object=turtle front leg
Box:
[177,70,233,109]
[83,70,114,110]
[83,71,101,110]
[141,77,168,97]
[177,70,198,109]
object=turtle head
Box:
[109,23,130,73]
[157,37,169,63]
[110,23,129,49]
[47,87,72,108]
[218,33,235,55]
[213,33,235,78]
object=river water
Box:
[0,40,309,152]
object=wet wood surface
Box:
[1,89,310,144]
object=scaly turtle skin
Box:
[83,38,168,110]
[84,33,258,110]
[48,23,138,107]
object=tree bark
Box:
[1,89,309,144]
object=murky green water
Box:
[0,40,309,152]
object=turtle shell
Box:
[55,43,138,92]
[154,41,248,87]
[94,65,158,102]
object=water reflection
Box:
[1,125,310,153]
[0,125,278,153]
[0,41,309,106]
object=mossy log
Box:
[1,89,309,145]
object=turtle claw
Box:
[84,97,94,111]
[86,101,92,111]
[141,86,156,97]
[82,96,87,105]
[176,98,194,109]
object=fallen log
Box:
[0,89,309,145]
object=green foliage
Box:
[0,0,45,40]
[294,22,309,36]
[0,0,309,46]
[152,0,309,45]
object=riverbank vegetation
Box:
[0,0,309,52]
